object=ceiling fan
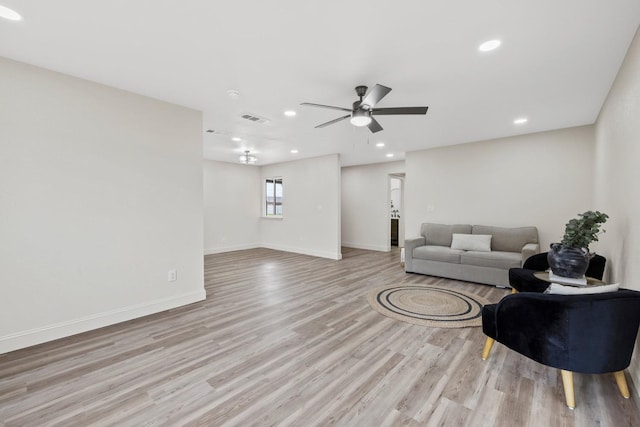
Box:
[301,84,428,133]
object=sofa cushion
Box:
[451,233,492,252]
[421,223,472,247]
[472,225,538,253]
[413,246,463,263]
[461,250,522,270]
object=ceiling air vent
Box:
[240,112,270,124]
[204,129,229,136]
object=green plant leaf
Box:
[560,211,608,248]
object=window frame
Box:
[264,176,283,218]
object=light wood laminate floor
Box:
[1,248,638,426]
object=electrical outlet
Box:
[168,269,177,282]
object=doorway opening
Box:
[389,174,405,248]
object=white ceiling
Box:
[1,1,639,166]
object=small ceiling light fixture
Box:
[231,136,242,142]
[350,109,372,127]
[386,153,394,158]
[513,117,528,124]
[0,5,22,21]
[239,150,257,164]
[376,142,385,148]
[479,39,501,52]
[284,110,297,117]
[290,149,299,154]
[226,89,240,99]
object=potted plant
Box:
[548,210,609,278]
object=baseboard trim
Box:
[204,244,342,260]
[0,290,206,355]
[204,243,260,255]
[259,244,342,260]
[342,242,390,252]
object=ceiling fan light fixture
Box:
[350,109,372,127]
[302,83,428,134]
[239,150,257,164]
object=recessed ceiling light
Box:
[376,142,385,148]
[290,149,299,154]
[0,5,22,21]
[231,137,242,142]
[386,153,394,158]
[284,110,297,117]
[513,117,528,124]
[226,90,240,99]
[479,39,501,52]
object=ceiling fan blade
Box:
[372,106,429,115]
[301,102,352,112]
[360,84,392,109]
[315,114,351,128]
[368,117,383,133]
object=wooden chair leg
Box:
[614,371,630,398]
[482,337,495,360]
[560,370,575,409]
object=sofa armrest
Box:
[404,237,426,271]
[405,237,426,253]
[521,243,540,267]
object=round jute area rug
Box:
[367,284,491,328]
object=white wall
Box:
[260,154,342,260]
[0,57,205,354]
[203,160,260,254]
[594,29,640,291]
[405,126,595,249]
[342,161,405,251]
[593,27,640,390]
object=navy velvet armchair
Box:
[481,289,640,409]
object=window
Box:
[265,177,283,217]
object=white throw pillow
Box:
[545,283,619,295]
[450,234,492,252]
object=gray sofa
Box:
[404,223,539,287]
